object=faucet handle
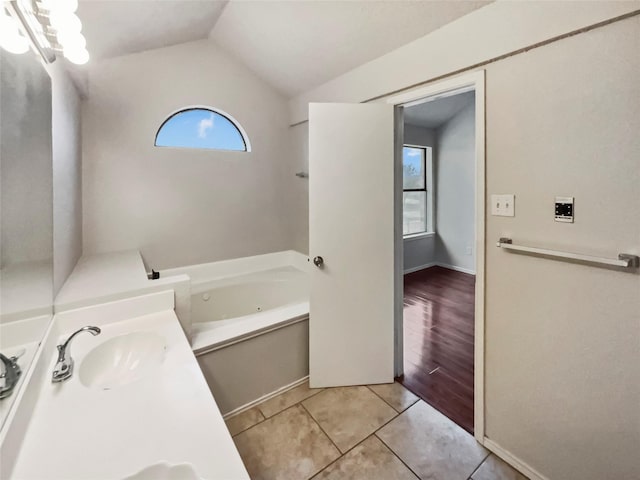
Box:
[52,348,75,382]
[0,352,23,399]
[52,326,100,383]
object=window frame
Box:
[154,105,252,152]
[402,144,434,237]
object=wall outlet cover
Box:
[555,196,574,223]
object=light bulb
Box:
[57,30,85,48]
[65,46,88,65]
[48,11,81,33]
[41,0,78,13]
[1,32,29,54]
[0,9,29,54]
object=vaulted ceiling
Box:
[76,0,490,97]
[209,1,490,97]
[77,0,228,61]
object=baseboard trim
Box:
[403,262,476,275]
[404,262,437,274]
[437,262,476,275]
[222,376,309,420]
[483,437,549,480]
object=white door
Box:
[309,103,397,388]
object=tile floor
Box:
[225,381,528,480]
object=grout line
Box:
[466,452,492,480]
[229,387,324,440]
[365,384,419,414]
[230,409,269,438]
[231,382,326,438]
[257,386,324,419]
[299,402,343,455]
[374,433,422,480]
[308,434,376,480]
[365,384,403,414]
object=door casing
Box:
[385,70,486,441]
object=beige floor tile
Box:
[233,404,340,480]
[225,407,265,436]
[377,401,488,480]
[471,454,529,480]
[258,381,323,418]
[302,386,397,453]
[368,382,420,412]
[314,436,418,480]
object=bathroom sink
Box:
[122,462,202,480]
[79,332,166,390]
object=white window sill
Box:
[403,232,435,242]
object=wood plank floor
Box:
[398,266,475,433]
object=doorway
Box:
[307,71,485,441]
[387,71,485,439]
[400,90,476,433]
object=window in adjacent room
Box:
[155,107,251,152]
[403,145,433,236]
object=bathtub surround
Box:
[290,8,640,480]
[82,39,299,270]
[167,250,310,415]
[197,320,309,415]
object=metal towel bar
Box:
[496,237,639,269]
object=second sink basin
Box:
[79,331,166,390]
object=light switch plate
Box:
[491,194,515,217]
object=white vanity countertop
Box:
[54,250,149,311]
[0,260,52,322]
[6,292,249,480]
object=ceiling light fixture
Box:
[0,6,29,54]
[0,0,90,65]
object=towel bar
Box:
[496,237,639,269]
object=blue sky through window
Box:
[403,146,425,189]
[155,109,247,151]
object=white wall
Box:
[82,39,296,269]
[402,124,436,272]
[48,63,83,295]
[288,1,639,124]
[292,9,640,480]
[434,99,475,273]
[288,124,309,254]
[0,50,53,267]
[482,17,639,480]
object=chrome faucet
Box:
[0,353,22,399]
[52,326,101,383]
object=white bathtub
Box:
[161,250,310,415]
[162,251,310,353]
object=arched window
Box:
[155,107,250,152]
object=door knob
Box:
[313,256,324,267]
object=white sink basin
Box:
[123,462,202,480]
[79,332,166,390]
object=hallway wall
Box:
[434,99,475,274]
